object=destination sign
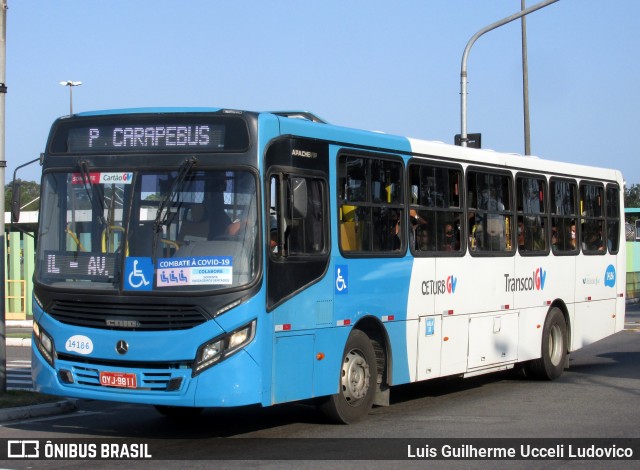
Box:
[67,124,225,152]
[44,251,117,281]
[48,114,250,154]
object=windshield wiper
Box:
[152,156,198,258]
[78,159,106,226]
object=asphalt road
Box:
[0,305,638,467]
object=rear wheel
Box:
[319,329,376,424]
[527,307,567,380]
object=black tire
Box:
[527,307,567,380]
[154,405,204,419]
[318,329,377,424]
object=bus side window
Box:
[270,174,326,257]
[338,154,404,254]
[580,182,606,254]
[550,178,578,254]
[408,162,463,255]
[516,175,548,254]
[467,170,514,254]
[606,184,620,253]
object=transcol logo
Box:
[504,267,547,292]
[421,275,458,296]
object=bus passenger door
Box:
[265,138,331,404]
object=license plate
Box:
[99,371,137,389]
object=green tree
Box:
[625,183,640,208]
[624,183,640,224]
[4,179,40,212]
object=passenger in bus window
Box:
[179,204,209,243]
[415,225,432,251]
[551,226,559,251]
[410,209,427,227]
[484,188,505,251]
[207,179,232,238]
[530,223,546,251]
[518,220,526,250]
[410,209,428,250]
[468,212,479,250]
[441,223,459,251]
[569,223,577,250]
[391,210,401,250]
[583,225,604,251]
[593,230,605,251]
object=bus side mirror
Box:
[10,155,42,224]
[11,180,21,223]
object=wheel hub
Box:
[341,348,371,406]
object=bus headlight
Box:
[33,321,56,367]
[33,292,44,310]
[192,320,256,377]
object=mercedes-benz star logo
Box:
[115,340,128,355]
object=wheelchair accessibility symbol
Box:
[124,257,153,291]
[335,265,348,295]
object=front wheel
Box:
[527,307,567,380]
[318,329,377,424]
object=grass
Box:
[6,333,30,339]
[0,390,64,408]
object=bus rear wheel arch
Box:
[527,306,568,380]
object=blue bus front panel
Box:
[31,300,264,408]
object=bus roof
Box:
[66,107,623,184]
[74,107,224,117]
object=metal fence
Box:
[4,231,35,320]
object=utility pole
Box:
[522,0,532,155]
[459,0,559,148]
[0,0,8,393]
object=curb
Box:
[6,320,33,328]
[6,320,32,347]
[0,399,78,422]
[6,337,31,347]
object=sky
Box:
[4,0,639,186]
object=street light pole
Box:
[459,0,559,148]
[522,0,532,156]
[0,0,7,394]
[60,80,82,115]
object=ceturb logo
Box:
[504,268,546,292]
[421,275,458,296]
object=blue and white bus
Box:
[29,108,625,423]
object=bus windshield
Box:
[36,167,258,292]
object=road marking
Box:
[6,359,33,391]
[0,409,96,426]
